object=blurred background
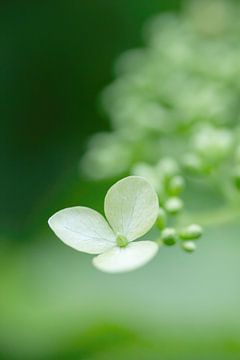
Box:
[1,1,240,359]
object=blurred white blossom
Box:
[81,0,240,181]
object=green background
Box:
[1,1,240,359]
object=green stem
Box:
[177,205,240,228]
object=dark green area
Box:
[0,0,180,241]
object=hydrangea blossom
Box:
[48,176,159,273]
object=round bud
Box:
[181,241,196,253]
[161,228,177,246]
[179,224,203,240]
[164,197,183,215]
[192,126,233,163]
[156,157,179,179]
[156,207,166,230]
[168,175,185,196]
[182,153,203,173]
[132,162,159,190]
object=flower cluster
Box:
[49,176,202,273]
[80,0,240,230]
[49,1,240,272]
[81,0,240,183]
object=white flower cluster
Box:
[81,0,240,188]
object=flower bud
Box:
[168,175,185,196]
[193,126,233,162]
[156,157,179,179]
[132,163,159,190]
[182,153,203,173]
[161,228,177,246]
[156,207,166,230]
[165,197,183,214]
[179,224,203,240]
[181,241,196,253]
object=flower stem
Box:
[177,205,240,228]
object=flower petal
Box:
[48,207,116,254]
[92,241,159,273]
[104,176,159,241]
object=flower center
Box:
[116,234,128,248]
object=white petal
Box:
[104,176,159,241]
[48,207,116,254]
[92,241,159,273]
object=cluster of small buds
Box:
[156,210,203,253]
[179,224,203,252]
[132,159,202,254]
[132,157,185,217]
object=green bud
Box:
[161,228,177,246]
[193,126,233,162]
[182,153,203,173]
[181,241,196,253]
[132,162,159,191]
[156,207,167,230]
[156,157,179,179]
[168,175,185,196]
[164,197,183,215]
[179,224,203,240]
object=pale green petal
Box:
[48,207,116,254]
[92,241,159,273]
[104,176,159,241]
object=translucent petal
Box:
[104,176,159,241]
[48,207,116,254]
[92,241,159,273]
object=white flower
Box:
[48,176,159,273]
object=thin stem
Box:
[177,205,240,228]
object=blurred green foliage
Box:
[1,224,240,359]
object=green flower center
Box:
[116,234,128,248]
